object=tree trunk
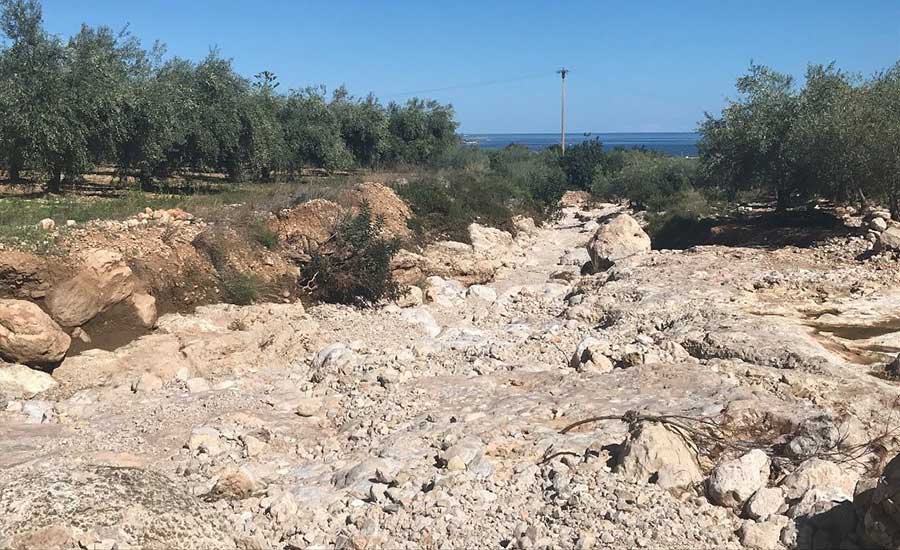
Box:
[47,170,62,194]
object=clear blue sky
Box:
[42,0,900,133]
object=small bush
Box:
[300,204,403,306]
[249,221,279,249]
[646,188,714,249]
[221,270,265,305]
[592,151,698,211]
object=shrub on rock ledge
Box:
[300,204,403,307]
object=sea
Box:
[461,132,700,157]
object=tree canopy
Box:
[0,0,459,191]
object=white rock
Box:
[569,336,613,374]
[870,217,888,232]
[132,372,163,392]
[423,276,466,307]
[707,449,771,509]
[469,223,515,254]
[188,426,223,456]
[746,486,785,520]
[267,491,298,525]
[740,516,788,550]
[395,286,423,308]
[0,299,71,365]
[587,213,651,271]
[779,458,857,500]
[615,421,702,488]
[185,377,210,393]
[37,218,55,231]
[467,285,497,302]
[0,364,57,395]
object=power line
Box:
[382,71,554,100]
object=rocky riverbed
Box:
[4,201,900,549]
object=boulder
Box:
[862,454,900,548]
[391,242,500,287]
[586,213,651,271]
[467,284,497,302]
[0,363,58,395]
[878,226,900,252]
[0,299,70,365]
[569,336,613,374]
[615,421,703,488]
[740,517,788,550]
[46,249,137,327]
[746,487,785,520]
[779,457,857,500]
[128,292,158,328]
[870,217,888,232]
[395,285,423,308]
[469,223,515,255]
[0,466,235,548]
[423,276,466,307]
[706,449,771,509]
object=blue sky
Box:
[42,1,900,133]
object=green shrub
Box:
[300,204,403,306]
[645,188,714,249]
[249,221,278,249]
[559,139,606,189]
[592,152,698,211]
[221,270,265,305]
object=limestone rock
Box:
[746,487,785,521]
[0,299,70,365]
[0,363,58,395]
[740,517,788,550]
[586,213,651,271]
[707,449,771,509]
[870,217,888,232]
[469,223,515,255]
[615,421,702,488]
[46,249,137,327]
[878,226,900,252]
[37,218,55,231]
[0,466,235,549]
[310,343,358,382]
[569,336,613,374]
[395,286,423,308]
[467,284,497,302]
[779,458,856,500]
[862,454,900,548]
[424,276,466,307]
[128,292,158,328]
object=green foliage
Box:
[280,86,353,173]
[0,0,461,191]
[558,139,606,189]
[593,151,698,211]
[220,270,265,305]
[645,187,713,248]
[698,61,900,214]
[249,220,278,250]
[399,148,568,244]
[300,205,402,307]
[385,99,460,166]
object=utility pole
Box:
[557,68,569,153]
